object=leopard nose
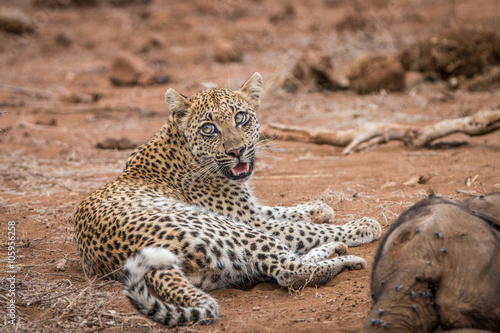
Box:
[226,145,246,157]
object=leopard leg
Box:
[248,215,381,254]
[293,256,366,288]
[256,200,335,224]
[299,242,347,264]
[122,247,219,327]
[340,217,384,247]
[247,235,365,289]
[272,254,366,289]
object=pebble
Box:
[55,31,73,47]
[55,258,67,272]
[214,40,243,63]
[109,51,168,85]
[0,8,36,34]
[96,137,137,150]
[347,55,406,94]
[108,52,147,85]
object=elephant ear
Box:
[461,192,500,229]
[238,72,263,108]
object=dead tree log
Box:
[261,109,500,154]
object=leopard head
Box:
[165,73,263,182]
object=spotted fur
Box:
[74,72,382,326]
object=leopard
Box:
[74,72,382,327]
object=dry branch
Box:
[261,109,500,154]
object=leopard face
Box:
[166,74,263,182]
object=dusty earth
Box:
[1,0,500,332]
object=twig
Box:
[261,109,500,154]
[30,268,121,305]
[0,83,52,99]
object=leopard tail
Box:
[122,247,219,327]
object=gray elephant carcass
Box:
[365,193,500,332]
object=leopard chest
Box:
[183,182,256,222]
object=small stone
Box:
[96,137,138,150]
[409,174,431,186]
[252,307,261,311]
[381,181,397,189]
[108,0,152,6]
[33,0,98,8]
[449,77,459,89]
[60,91,99,103]
[55,31,73,47]
[281,50,348,93]
[140,34,164,52]
[395,285,402,291]
[335,14,365,31]
[441,248,447,253]
[109,52,147,86]
[348,55,406,94]
[109,52,168,85]
[35,118,57,126]
[435,232,443,238]
[214,41,243,63]
[412,305,418,312]
[403,176,421,187]
[55,258,67,272]
[0,8,36,34]
[53,86,99,103]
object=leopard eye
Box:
[200,123,217,135]
[235,112,248,125]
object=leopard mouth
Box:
[225,161,253,180]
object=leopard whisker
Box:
[193,160,220,182]
[258,130,277,144]
[256,139,278,150]
[182,158,217,187]
[255,142,279,159]
[197,163,221,183]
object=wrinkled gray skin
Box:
[365,193,500,333]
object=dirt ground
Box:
[1,0,500,332]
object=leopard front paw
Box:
[298,201,335,224]
[343,217,382,247]
[325,241,348,257]
[339,255,367,270]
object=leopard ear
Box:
[238,72,263,107]
[165,88,191,119]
